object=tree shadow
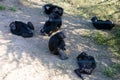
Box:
[0,0,115,80]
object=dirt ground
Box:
[0,0,115,80]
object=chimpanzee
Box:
[42,3,64,16]
[40,12,62,36]
[9,21,34,38]
[91,16,115,30]
[74,52,96,80]
[48,32,68,60]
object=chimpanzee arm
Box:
[57,20,62,28]
[58,40,66,50]
[83,57,96,74]
[44,21,51,26]
[91,57,96,69]
[52,37,59,49]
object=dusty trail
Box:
[0,0,114,80]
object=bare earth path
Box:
[0,0,114,80]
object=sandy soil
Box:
[0,0,115,80]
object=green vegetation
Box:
[104,64,120,78]
[0,4,5,10]
[89,32,108,45]
[83,30,120,54]
[9,6,16,12]
[104,66,117,77]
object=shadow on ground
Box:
[0,0,115,80]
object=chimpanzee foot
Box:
[60,56,68,60]
[74,69,84,80]
[58,49,68,60]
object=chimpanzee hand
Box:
[84,68,93,74]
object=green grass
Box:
[104,64,120,78]
[90,32,107,45]
[9,6,16,12]
[83,30,120,52]
[104,66,117,77]
[83,31,109,45]
[0,4,5,10]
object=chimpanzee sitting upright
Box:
[48,32,68,60]
[74,52,96,80]
[9,21,34,38]
[40,12,62,36]
[42,3,64,16]
[91,16,115,30]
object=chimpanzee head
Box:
[56,32,66,39]
[52,6,63,16]
[42,3,53,15]
[43,3,63,16]
[80,52,87,56]
[91,16,98,22]
[77,52,88,60]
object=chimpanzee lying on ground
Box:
[40,12,62,36]
[42,3,64,16]
[91,16,115,30]
[74,52,96,80]
[9,21,34,38]
[48,32,68,60]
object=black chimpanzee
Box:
[91,16,115,30]
[48,32,68,60]
[74,52,96,80]
[42,3,64,16]
[9,21,34,38]
[40,12,62,36]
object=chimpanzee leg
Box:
[52,49,59,55]
[74,69,84,80]
[27,22,34,30]
[58,48,68,60]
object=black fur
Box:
[9,21,34,38]
[48,32,68,60]
[91,16,115,30]
[43,3,64,16]
[40,12,62,36]
[74,52,96,79]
